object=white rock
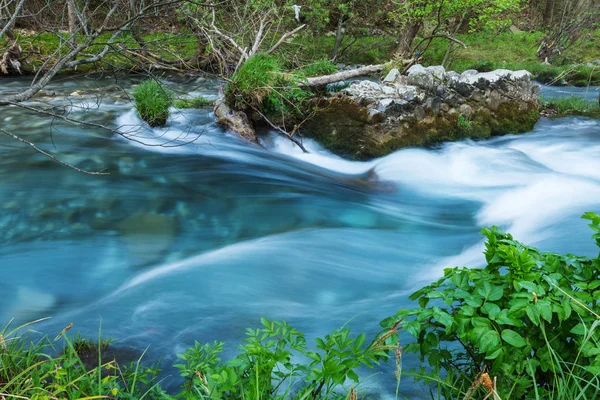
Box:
[425,65,446,81]
[406,64,426,75]
[383,68,400,83]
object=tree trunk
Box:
[329,15,345,60]
[67,0,78,44]
[543,0,555,27]
[393,22,422,58]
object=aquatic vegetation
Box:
[542,95,600,117]
[174,96,215,109]
[133,79,175,127]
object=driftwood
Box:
[214,96,257,143]
[302,64,385,88]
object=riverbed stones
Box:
[301,65,540,159]
[117,212,177,266]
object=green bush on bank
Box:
[133,79,174,127]
[225,54,313,119]
[383,212,600,399]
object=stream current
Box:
[1,76,599,397]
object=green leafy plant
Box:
[457,114,473,130]
[133,79,174,127]
[174,317,396,399]
[381,212,600,399]
[175,96,215,109]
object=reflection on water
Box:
[1,77,599,398]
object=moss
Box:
[489,102,540,135]
[302,96,540,160]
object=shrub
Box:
[225,53,313,119]
[174,96,214,109]
[133,79,174,127]
[381,212,600,399]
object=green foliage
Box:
[296,60,338,77]
[381,213,600,399]
[133,79,174,127]
[175,96,215,109]
[0,320,169,399]
[542,96,600,117]
[226,53,313,119]
[456,114,473,130]
[174,317,392,399]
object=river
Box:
[1,75,599,398]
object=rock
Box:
[4,287,57,323]
[425,65,446,81]
[117,212,178,266]
[406,66,436,92]
[406,64,426,74]
[301,66,541,159]
[461,69,478,78]
[509,25,522,34]
[383,68,400,83]
[459,104,473,117]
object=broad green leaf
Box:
[479,330,501,353]
[501,329,527,348]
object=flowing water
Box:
[1,75,599,398]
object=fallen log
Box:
[214,95,257,143]
[301,64,385,88]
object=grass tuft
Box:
[174,96,214,109]
[133,79,174,127]
[542,95,600,117]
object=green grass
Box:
[421,30,600,86]
[226,53,313,119]
[0,319,167,399]
[295,59,337,77]
[133,79,174,127]
[542,95,600,117]
[174,96,214,109]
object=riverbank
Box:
[3,29,600,86]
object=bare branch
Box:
[267,24,306,54]
[0,0,24,40]
[0,127,108,175]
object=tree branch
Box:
[0,0,25,40]
[267,24,306,54]
[0,127,108,175]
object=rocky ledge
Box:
[301,65,541,159]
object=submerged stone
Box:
[117,212,177,266]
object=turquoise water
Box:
[1,76,599,397]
